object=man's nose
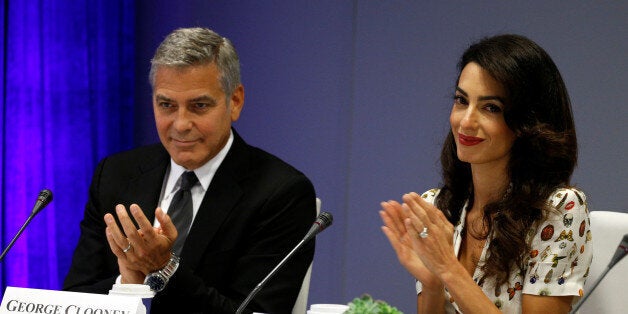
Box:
[172,108,193,131]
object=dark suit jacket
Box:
[63,131,316,314]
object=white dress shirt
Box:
[154,131,234,230]
[113,131,233,285]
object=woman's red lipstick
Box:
[458,134,484,146]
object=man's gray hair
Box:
[149,27,240,97]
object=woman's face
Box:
[450,62,516,169]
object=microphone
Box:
[235,211,333,314]
[570,234,628,313]
[32,189,53,215]
[0,189,53,262]
[302,211,333,242]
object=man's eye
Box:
[159,102,174,108]
[194,103,209,109]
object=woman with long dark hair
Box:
[380,34,591,313]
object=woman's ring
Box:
[419,227,429,238]
[122,242,132,253]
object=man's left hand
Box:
[104,204,178,283]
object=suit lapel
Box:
[125,146,170,223]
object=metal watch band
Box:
[159,253,180,278]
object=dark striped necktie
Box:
[168,171,198,255]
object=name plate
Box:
[1,287,145,314]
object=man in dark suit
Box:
[63,27,316,314]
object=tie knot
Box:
[180,171,198,191]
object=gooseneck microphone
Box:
[570,234,628,313]
[0,189,53,262]
[235,211,333,314]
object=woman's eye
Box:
[454,95,468,105]
[484,104,503,113]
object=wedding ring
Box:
[122,242,132,253]
[419,227,429,239]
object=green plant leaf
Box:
[344,294,403,314]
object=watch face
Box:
[145,274,167,292]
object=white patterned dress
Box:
[415,187,592,313]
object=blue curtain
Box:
[0,0,134,298]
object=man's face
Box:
[153,63,243,170]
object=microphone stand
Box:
[570,234,628,313]
[0,214,38,262]
[569,266,611,313]
[0,189,53,262]
[236,211,333,314]
[235,237,310,314]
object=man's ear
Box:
[229,84,244,122]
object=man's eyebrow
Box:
[190,95,217,105]
[154,94,174,102]
[154,94,218,105]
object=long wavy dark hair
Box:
[435,34,578,286]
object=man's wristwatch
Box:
[144,253,180,292]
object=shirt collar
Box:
[166,130,234,193]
